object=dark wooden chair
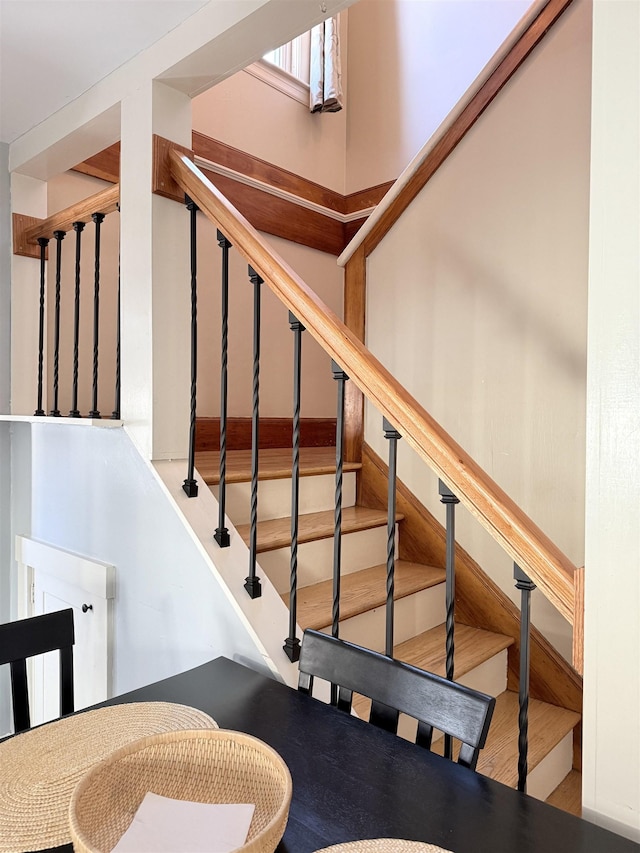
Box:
[298,628,495,770]
[0,609,75,733]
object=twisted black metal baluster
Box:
[49,230,65,417]
[284,312,305,662]
[439,478,460,760]
[182,196,199,497]
[111,253,121,420]
[383,417,401,657]
[34,237,49,416]
[514,563,536,793]
[244,266,263,599]
[330,360,349,705]
[68,221,85,417]
[89,213,105,419]
[214,230,232,546]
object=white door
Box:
[15,536,115,727]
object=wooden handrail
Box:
[169,149,577,623]
[24,185,120,243]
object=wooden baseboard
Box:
[359,443,583,714]
[196,417,337,452]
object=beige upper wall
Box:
[197,226,343,418]
[364,0,591,659]
[345,0,531,192]
[192,16,348,193]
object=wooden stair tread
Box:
[441,690,580,787]
[196,447,361,485]
[546,769,582,817]
[285,561,446,630]
[352,622,512,720]
[395,622,514,679]
[237,505,403,553]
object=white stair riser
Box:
[328,584,446,649]
[258,524,398,593]
[527,732,574,801]
[212,472,356,525]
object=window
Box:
[244,32,311,106]
[263,31,311,85]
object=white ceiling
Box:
[0,0,209,144]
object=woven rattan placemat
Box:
[0,701,218,853]
[315,841,453,853]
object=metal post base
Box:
[88,410,101,419]
[283,637,301,662]
[182,479,199,498]
[68,409,81,418]
[244,575,262,599]
[34,409,45,417]
[214,527,230,548]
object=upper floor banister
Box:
[21,185,120,246]
[168,149,577,625]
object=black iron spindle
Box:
[88,212,105,419]
[68,221,85,417]
[331,361,349,641]
[383,417,401,657]
[34,237,49,416]
[182,197,199,497]
[330,360,349,705]
[514,562,536,793]
[49,230,65,417]
[214,230,232,546]
[439,478,460,760]
[244,266,263,599]
[284,312,305,662]
[111,254,121,420]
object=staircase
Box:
[196,443,581,815]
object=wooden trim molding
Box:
[72,142,120,184]
[13,213,47,259]
[169,149,579,624]
[73,132,389,255]
[359,443,583,712]
[196,417,337,452]
[152,135,194,203]
[343,244,366,463]
[199,165,346,256]
[572,565,584,676]
[193,132,344,213]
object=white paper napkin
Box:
[112,792,255,853]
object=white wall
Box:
[21,423,270,695]
[0,143,11,732]
[364,0,591,660]
[345,0,531,191]
[582,0,640,841]
[197,224,343,418]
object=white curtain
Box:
[309,16,343,113]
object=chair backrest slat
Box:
[0,609,75,733]
[298,629,495,770]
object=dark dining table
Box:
[44,656,637,853]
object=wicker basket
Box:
[68,729,292,853]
